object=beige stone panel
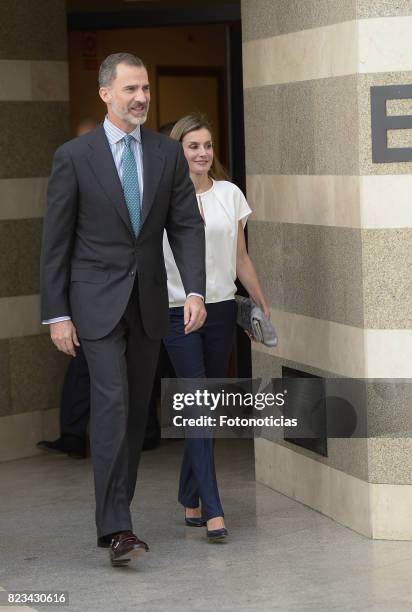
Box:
[368,438,412,485]
[0,178,47,220]
[9,334,67,416]
[0,60,31,100]
[365,330,412,378]
[0,0,67,62]
[252,308,367,378]
[243,20,358,89]
[244,17,412,89]
[357,0,412,20]
[31,61,69,101]
[0,218,42,298]
[0,60,68,102]
[244,76,359,176]
[0,295,46,339]
[247,175,361,227]
[241,0,357,42]
[242,0,412,43]
[0,339,11,417]
[0,102,70,179]
[0,408,59,462]
[371,482,412,540]
[255,437,412,540]
[360,176,412,228]
[9,334,70,414]
[253,309,412,378]
[362,229,412,329]
[358,17,412,74]
[260,222,364,327]
[365,381,412,439]
[254,438,372,538]
[247,174,412,228]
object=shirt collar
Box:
[103,116,141,145]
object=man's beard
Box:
[112,99,149,125]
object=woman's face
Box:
[181,128,214,176]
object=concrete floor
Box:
[1,440,412,612]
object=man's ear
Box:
[99,87,111,104]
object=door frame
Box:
[156,65,227,164]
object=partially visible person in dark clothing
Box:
[37,344,90,458]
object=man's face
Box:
[99,63,150,130]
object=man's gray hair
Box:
[98,53,145,88]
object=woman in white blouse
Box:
[163,114,269,541]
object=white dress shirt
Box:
[103,116,144,197]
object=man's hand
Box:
[50,320,80,357]
[184,296,206,334]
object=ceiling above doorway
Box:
[66,0,240,13]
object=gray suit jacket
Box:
[40,124,205,340]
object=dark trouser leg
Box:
[60,343,90,438]
[144,389,160,442]
[200,301,237,520]
[163,302,236,520]
[193,301,236,519]
[202,301,237,378]
[81,282,160,538]
[123,284,160,503]
[177,442,198,508]
[144,346,172,443]
[179,438,223,520]
[81,322,132,538]
[164,309,204,510]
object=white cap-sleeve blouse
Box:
[163,179,252,307]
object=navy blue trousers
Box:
[163,300,236,520]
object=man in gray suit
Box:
[40,53,206,566]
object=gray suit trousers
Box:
[81,279,160,538]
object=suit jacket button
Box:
[130,271,135,277]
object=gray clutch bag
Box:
[235,295,278,347]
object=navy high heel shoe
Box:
[206,517,228,541]
[184,510,206,527]
[206,527,228,542]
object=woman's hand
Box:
[243,299,270,343]
[253,299,270,320]
[244,329,257,342]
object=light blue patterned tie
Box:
[122,134,141,237]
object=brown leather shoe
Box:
[109,531,149,567]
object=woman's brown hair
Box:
[169,114,229,181]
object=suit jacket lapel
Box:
[141,127,165,228]
[86,125,135,238]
